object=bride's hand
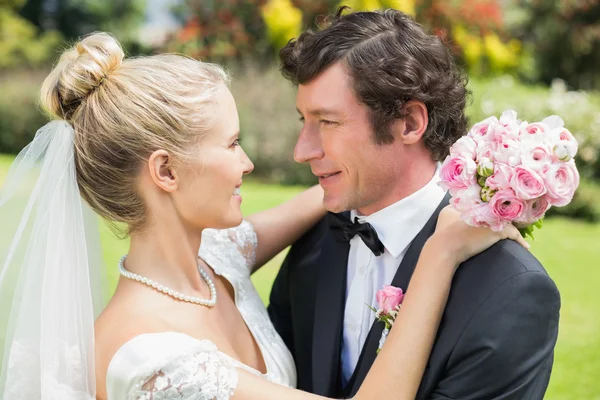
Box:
[430,205,530,265]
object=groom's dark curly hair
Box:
[279,7,470,161]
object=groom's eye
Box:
[320,119,337,126]
[298,116,305,123]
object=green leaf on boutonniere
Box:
[365,304,378,313]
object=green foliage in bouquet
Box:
[518,218,543,240]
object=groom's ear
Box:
[394,100,428,145]
[148,149,178,193]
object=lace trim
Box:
[200,221,280,347]
[200,220,258,276]
[194,219,296,386]
[127,344,239,400]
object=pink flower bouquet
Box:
[440,110,580,238]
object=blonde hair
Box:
[40,32,230,235]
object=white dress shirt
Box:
[341,165,446,385]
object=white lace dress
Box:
[106,221,297,399]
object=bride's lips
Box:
[232,181,243,203]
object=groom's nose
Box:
[294,127,324,163]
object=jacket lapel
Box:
[345,193,451,397]
[311,212,351,395]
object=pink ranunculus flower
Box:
[489,123,509,142]
[439,156,477,192]
[494,139,522,166]
[464,202,505,231]
[450,184,483,213]
[486,163,514,191]
[449,110,580,237]
[498,110,521,129]
[376,285,404,314]
[542,161,580,207]
[521,142,552,172]
[499,109,520,125]
[489,189,526,222]
[542,115,565,130]
[459,201,487,228]
[472,134,497,160]
[515,196,550,225]
[450,136,478,160]
[498,110,523,137]
[519,122,550,143]
[467,116,498,141]
[511,166,547,200]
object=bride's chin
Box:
[219,211,243,229]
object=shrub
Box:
[164,0,270,63]
[0,70,48,154]
[508,0,600,91]
[0,3,62,70]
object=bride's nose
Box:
[241,148,254,175]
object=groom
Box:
[268,8,560,399]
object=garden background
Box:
[1,0,599,398]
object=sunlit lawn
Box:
[1,153,598,399]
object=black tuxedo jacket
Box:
[268,195,560,399]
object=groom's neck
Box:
[356,158,437,216]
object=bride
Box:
[0,33,527,399]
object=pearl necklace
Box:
[118,255,217,307]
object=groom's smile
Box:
[315,171,341,184]
[294,63,410,215]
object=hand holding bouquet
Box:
[439,110,580,238]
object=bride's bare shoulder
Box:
[94,287,166,399]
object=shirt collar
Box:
[351,163,446,258]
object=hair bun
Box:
[41,32,124,120]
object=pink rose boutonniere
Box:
[367,285,404,353]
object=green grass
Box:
[531,219,600,399]
[1,154,599,398]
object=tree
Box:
[0,0,62,70]
[19,0,147,48]
[165,0,270,63]
[510,0,600,90]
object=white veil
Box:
[0,120,106,398]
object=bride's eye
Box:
[231,138,241,147]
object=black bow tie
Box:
[328,212,385,256]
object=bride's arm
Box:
[235,208,529,400]
[246,185,325,272]
[235,241,454,400]
[234,242,454,400]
